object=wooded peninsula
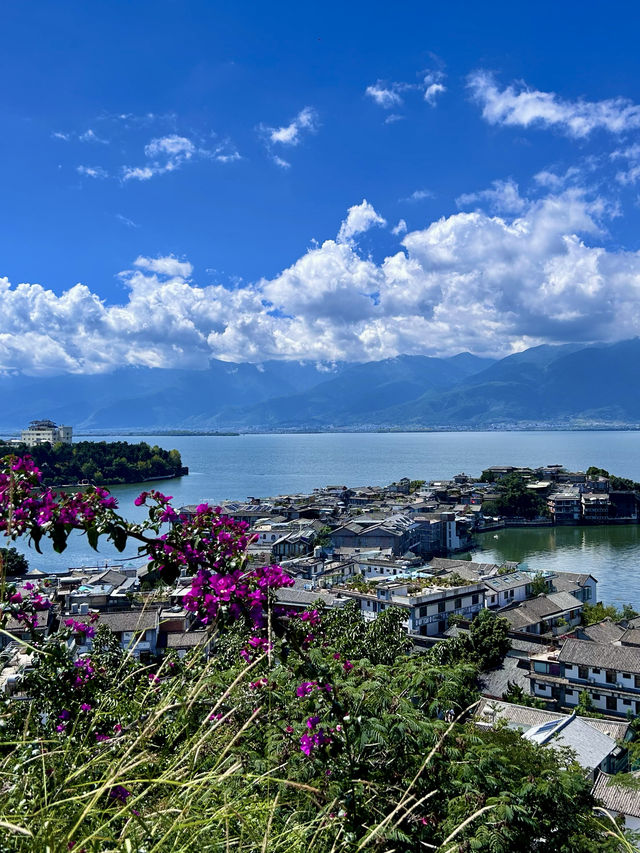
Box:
[0,440,187,486]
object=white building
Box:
[21,419,72,447]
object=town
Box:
[3,461,640,833]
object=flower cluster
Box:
[295,681,332,698]
[73,657,95,686]
[0,456,119,542]
[183,563,294,629]
[64,618,96,639]
[299,716,332,756]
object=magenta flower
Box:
[296,681,317,698]
[80,703,91,712]
[95,733,110,742]
[113,723,123,734]
[343,660,354,672]
[306,715,320,729]
[300,733,314,756]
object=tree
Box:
[0,546,28,575]
[583,601,639,625]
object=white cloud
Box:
[457,179,526,214]
[133,255,193,278]
[5,192,640,373]
[401,189,435,203]
[365,82,405,109]
[77,165,108,179]
[469,70,640,137]
[392,219,408,236]
[79,129,108,144]
[384,114,404,124]
[261,107,318,146]
[52,131,70,141]
[422,71,446,105]
[122,134,239,181]
[612,143,640,184]
[116,214,139,228]
[337,200,387,243]
[271,155,291,169]
[366,71,446,111]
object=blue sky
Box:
[3,0,640,373]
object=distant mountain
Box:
[219,354,496,430]
[3,341,640,432]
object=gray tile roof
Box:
[580,620,625,644]
[500,593,582,630]
[559,639,640,673]
[524,715,617,771]
[478,656,530,699]
[165,631,208,649]
[475,699,630,741]
[592,773,640,819]
[96,609,159,633]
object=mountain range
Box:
[3,339,640,432]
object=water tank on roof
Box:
[79,603,89,616]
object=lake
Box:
[9,430,640,605]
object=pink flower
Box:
[113,723,122,733]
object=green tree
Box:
[0,546,28,576]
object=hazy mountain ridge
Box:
[2,342,640,431]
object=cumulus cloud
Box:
[337,200,387,243]
[4,191,640,374]
[469,71,640,137]
[457,179,526,214]
[392,219,408,236]
[133,255,193,277]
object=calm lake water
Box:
[10,430,640,605]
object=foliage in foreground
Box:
[0,455,633,852]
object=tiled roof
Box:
[592,773,640,819]
[96,609,159,633]
[580,620,625,644]
[559,639,640,673]
[475,699,630,741]
[165,632,208,649]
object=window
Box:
[606,696,617,711]
[592,693,600,701]
[490,595,496,603]
[509,589,515,598]
[438,620,446,634]
[503,592,509,600]
[592,668,601,675]
[454,597,462,609]
[606,670,616,684]
[623,699,632,706]
[634,675,640,689]
[578,666,588,680]
[419,605,427,618]
[623,673,631,679]
[438,601,446,613]
[472,594,479,605]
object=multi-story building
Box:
[21,419,72,447]
[547,489,581,523]
[340,576,485,637]
[529,639,640,717]
[581,493,611,523]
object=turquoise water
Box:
[9,430,640,605]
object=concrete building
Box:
[21,419,72,447]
